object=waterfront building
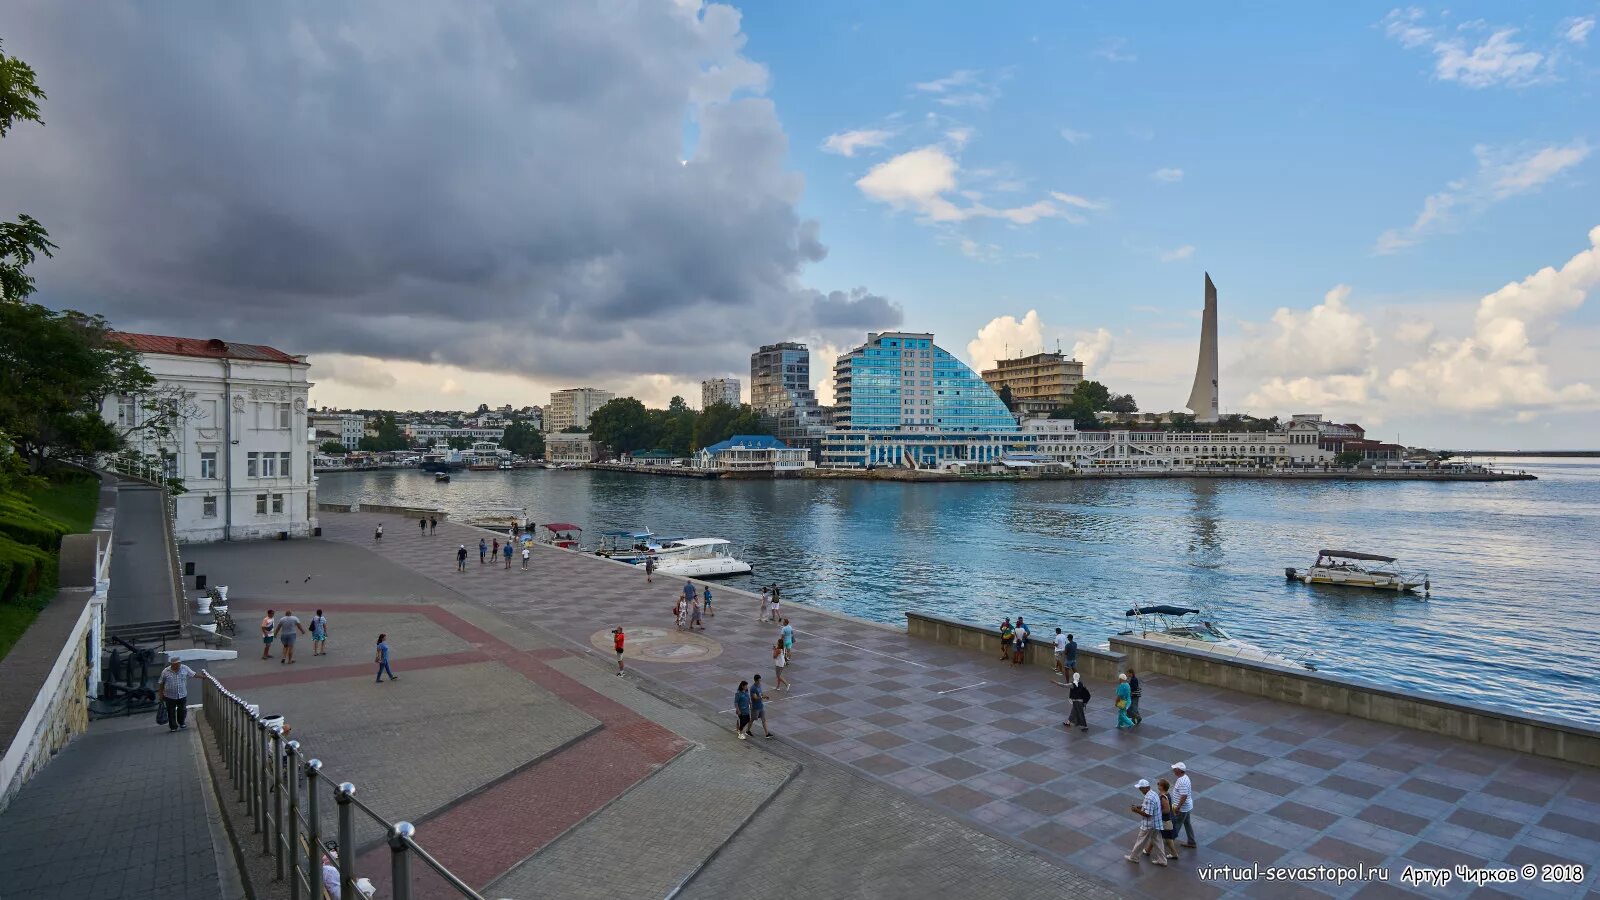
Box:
[545,432,604,464]
[309,409,364,449]
[700,377,742,409]
[1187,273,1220,422]
[102,332,316,542]
[695,435,811,472]
[547,388,614,433]
[1028,419,1334,468]
[979,351,1084,417]
[750,342,826,452]
[404,424,506,445]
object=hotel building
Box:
[103,332,316,542]
[749,342,826,452]
[309,410,365,449]
[546,387,614,432]
[700,377,742,409]
[979,351,1084,417]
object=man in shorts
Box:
[276,610,305,664]
[261,609,277,660]
[780,618,794,659]
[749,674,773,738]
[612,626,625,676]
[734,681,753,741]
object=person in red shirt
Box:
[612,626,625,676]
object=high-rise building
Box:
[749,342,825,451]
[823,331,1076,468]
[1187,273,1220,422]
[980,351,1085,417]
[547,387,614,432]
[700,377,742,409]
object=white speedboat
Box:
[651,538,752,578]
[1287,550,1428,593]
[1120,605,1315,670]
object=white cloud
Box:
[1563,16,1595,44]
[956,237,1002,263]
[912,68,1004,108]
[1059,127,1090,144]
[1382,8,1561,88]
[1094,37,1136,63]
[945,126,974,149]
[1049,191,1104,210]
[856,146,1100,228]
[821,128,892,157]
[1150,167,1184,183]
[967,311,1046,371]
[1376,140,1590,253]
[1256,285,1379,378]
[1071,328,1115,375]
[1160,245,1195,263]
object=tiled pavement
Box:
[321,511,1600,900]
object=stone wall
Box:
[1110,634,1600,768]
[905,612,1125,681]
[358,504,446,519]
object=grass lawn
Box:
[0,473,102,662]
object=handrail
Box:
[199,671,490,900]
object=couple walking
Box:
[1126,762,1197,866]
[733,675,774,740]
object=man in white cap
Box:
[1171,761,1196,848]
[1126,779,1168,865]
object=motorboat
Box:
[1287,549,1429,594]
[651,538,752,578]
[1119,605,1315,670]
[538,522,584,550]
[434,472,451,483]
[594,529,672,561]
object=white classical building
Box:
[405,424,506,445]
[104,332,317,542]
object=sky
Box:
[3,1,1597,448]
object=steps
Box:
[107,619,181,644]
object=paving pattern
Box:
[319,511,1600,900]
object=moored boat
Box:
[651,538,752,578]
[1120,605,1314,670]
[1287,550,1428,594]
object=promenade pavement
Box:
[314,510,1600,900]
[106,480,181,629]
[187,523,1113,899]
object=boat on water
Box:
[651,538,752,578]
[1287,549,1429,594]
[538,522,584,550]
[419,452,464,473]
[1119,605,1315,670]
[434,472,451,483]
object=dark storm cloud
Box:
[0,1,901,379]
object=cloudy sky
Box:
[4,1,1597,447]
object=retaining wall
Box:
[905,612,1125,681]
[357,504,447,519]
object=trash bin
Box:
[278,531,289,541]
[196,574,207,590]
[313,526,322,537]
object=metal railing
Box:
[200,672,489,900]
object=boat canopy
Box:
[599,529,652,538]
[662,538,730,548]
[1125,605,1200,617]
[542,523,582,533]
[1318,549,1396,563]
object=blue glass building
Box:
[823,332,1034,468]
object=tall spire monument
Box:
[1186,272,1220,422]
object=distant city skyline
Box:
[3,2,1596,447]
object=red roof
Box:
[108,331,303,365]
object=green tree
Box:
[318,440,348,455]
[996,384,1017,413]
[1105,393,1138,414]
[1336,450,1364,467]
[1071,380,1111,411]
[691,402,770,449]
[446,435,471,450]
[588,397,653,452]
[501,420,545,458]
[356,413,408,451]
[1,41,54,304]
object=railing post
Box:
[305,760,322,900]
[286,740,301,900]
[233,699,245,802]
[248,712,260,830]
[259,719,271,855]
[272,726,284,880]
[390,822,415,900]
[336,783,357,900]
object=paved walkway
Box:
[106,480,179,629]
[0,714,239,900]
[321,511,1600,900]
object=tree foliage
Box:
[1336,450,1364,467]
[356,413,408,451]
[318,440,348,455]
[996,384,1016,413]
[501,420,544,458]
[588,397,770,455]
[1,42,54,305]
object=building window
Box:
[117,395,137,428]
[202,495,217,518]
[261,454,279,478]
[256,494,268,515]
[271,493,284,514]
[278,403,291,429]
[279,451,293,476]
[246,452,259,477]
[199,451,217,479]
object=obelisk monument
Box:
[1186,273,1219,422]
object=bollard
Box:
[336,783,357,900]
[286,740,301,900]
[272,727,284,880]
[390,822,416,900]
[305,760,322,900]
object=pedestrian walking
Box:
[503,541,513,568]
[1125,779,1169,866]
[772,639,790,691]
[521,546,530,570]
[1115,673,1134,728]
[759,585,770,621]
[612,626,625,676]
[418,517,426,536]
[1127,668,1143,725]
[681,580,696,613]
[1063,672,1091,731]
[780,618,794,659]
[1064,633,1078,681]
[429,516,437,534]
[645,553,656,583]
[456,544,468,572]
[157,658,195,731]
[492,538,499,559]
[260,609,278,660]
[479,538,488,564]
[768,590,780,623]
[374,523,384,542]
[1156,779,1181,861]
[999,617,1013,660]
[375,634,397,682]
[1012,617,1029,666]
[702,585,713,617]
[750,674,774,738]
[276,610,305,664]
[690,594,704,630]
[734,681,753,740]
[1170,762,1196,848]
[1052,627,1068,676]
[311,610,328,656]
